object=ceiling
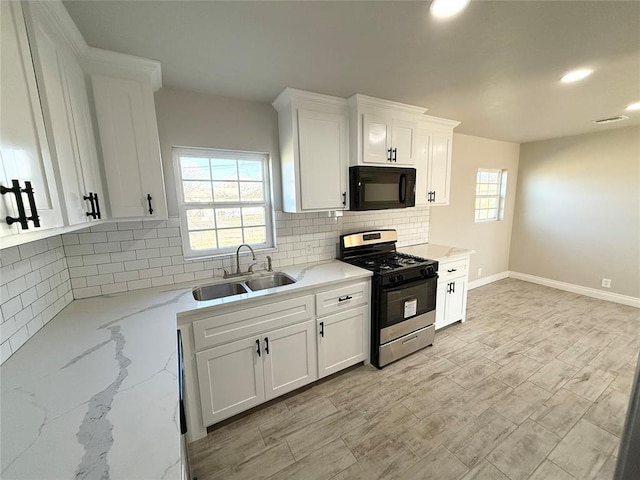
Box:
[63,0,640,143]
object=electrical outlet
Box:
[601,278,611,288]
[477,268,482,277]
[305,243,313,255]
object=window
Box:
[174,147,274,258]
[474,168,507,222]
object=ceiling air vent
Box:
[592,115,629,125]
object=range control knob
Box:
[389,276,396,284]
[397,274,404,282]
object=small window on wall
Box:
[174,147,274,258]
[475,168,507,222]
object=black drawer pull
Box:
[447,268,457,273]
[256,339,261,357]
[319,321,324,338]
[264,337,269,354]
[338,295,353,302]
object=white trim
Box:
[468,271,510,290]
[508,271,640,309]
[348,93,427,115]
[83,48,162,91]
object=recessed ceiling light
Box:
[560,68,593,83]
[430,0,470,19]
[626,102,640,111]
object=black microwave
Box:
[349,166,416,211]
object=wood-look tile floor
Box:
[189,279,640,480]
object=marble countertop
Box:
[0,260,371,479]
[398,243,475,263]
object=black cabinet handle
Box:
[447,268,457,273]
[319,321,324,337]
[342,192,346,206]
[264,337,269,355]
[84,193,96,218]
[338,295,352,302]
[147,194,154,215]
[1,179,40,229]
[256,339,261,357]
[392,148,397,162]
[451,281,456,293]
[447,282,452,294]
[387,148,392,162]
[94,193,101,219]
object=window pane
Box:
[489,172,499,182]
[488,198,498,209]
[210,159,238,181]
[218,228,243,247]
[485,184,499,195]
[187,209,215,230]
[213,181,240,202]
[238,160,263,181]
[242,207,265,226]
[181,158,210,180]
[189,231,217,250]
[244,227,266,244]
[183,181,213,202]
[240,182,264,202]
[215,208,242,228]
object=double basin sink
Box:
[192,272,296,301]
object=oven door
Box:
[379,276,437,343]
[349,166,416,210]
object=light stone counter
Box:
[0,260,370,479]
[398,243,475,263]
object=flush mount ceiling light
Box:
[626,101,640,111]
[560,68,593,83]
[430,0,470,19]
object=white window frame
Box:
[474,168,507,223]
[173,147,275,259]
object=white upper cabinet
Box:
[24,2,104,226]
[0,1,63,240]
[415,115,460,206]
[273,88,349,213]
[91,71,167,219]
[349,94,424,167]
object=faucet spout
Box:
[236,244,256,275]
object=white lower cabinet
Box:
[317,306,367,378]
[196,320,317,426]
[192,279,370,429]
[196,336,266,426]
[435,257,470,330]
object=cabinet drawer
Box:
[193,295,314,351]
[315,281,369,317]
[438,258,468,281]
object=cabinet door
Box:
[391,118,417,165]
[362,113,391,164]
[446,277,467,325]
[317,306,367,378]
[414,131,430,205]
[27,15,93,225]
[263,321,317,400]
[428,132,452,205]
[0,1,63,237]
[91,74,168,219]
[435,280,447,330]
[196,337,265,426]
[297,109,347,210]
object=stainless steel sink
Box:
[245,273,296,291]
[192,282,248,301]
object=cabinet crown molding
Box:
[348,93,427,115]
[83,47,162,91]
[419,114,461,131]
[272,87,348,111]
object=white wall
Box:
[510,126,640,298]
[429,133,520,283]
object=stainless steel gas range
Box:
[339,229,438,368]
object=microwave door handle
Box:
[399,174,406,204]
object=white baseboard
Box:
[508,271,640,309]
[468,271,510,290]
